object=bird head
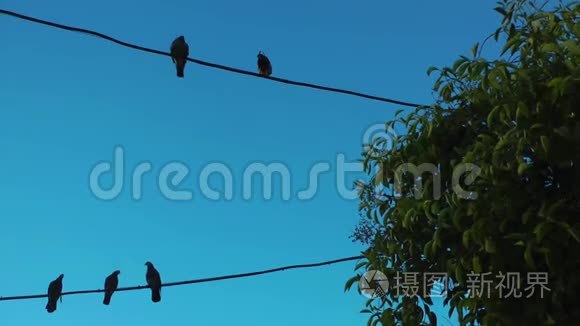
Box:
[145,262,153,267]
[258,51,264,58]
[57,274,64,280]
[113,270,121,275]
[177,36,185,42]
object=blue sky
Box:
[0,1,501,325]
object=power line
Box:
[0,255,364,302]
[0,8,425,108]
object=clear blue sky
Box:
[0,1,501,324]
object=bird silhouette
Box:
[145,262,162,302]
[103,270,120,305]
[170,36,190,78]
[257,51,272,76]
[46,274,64,313]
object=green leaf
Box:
[472,256,482,273]
[494,28,501,41]
[534,222,551,242]
[433,229,442,249]
[547,199,567,218]
[517,162,528,176]
[536,202,546,220]
[430,200,441,216]
[455,265,465,285]
[547,78,565,95]
[463,230,471,248]
[562,39,580,55]
[540,136,550,154]
[501,36,520,56]
[344,275,360,292]
[522,210,533,225]
[554,126,570,138]
[427,66,438,76]
[471,43,480,57]
[485,238,497,253]
[541,43,560,53]
[494,6,507,16]
[530,123,544,132]
[524,241,536,269]
[453,209,463,230]
[424,240,434,259]
[424,200,435,220]
[569,228,580,243]
[557,222,580,243]
[355,261,368,271]
[487,106,500,128]
[403,209,415,229]
[453,57,468,71]
[516,101,529,121]
[433,80,443,92]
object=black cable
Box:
[0,9,426,108]
[0,255,364,302]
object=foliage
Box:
[347,1,579,325]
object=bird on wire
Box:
[145,262,162,303]
[46,274,64,313]
[170,36,190,78]
[103,270,120,305]
[257,51,272,76]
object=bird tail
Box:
[152,289,161,303]
[46,300,57,313]
[258,67,272,77]
[176,60,185,78]
[103,293,112,305]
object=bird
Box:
[46,274,64,313]
[103,270,121,305]
[145,262,162,302]
[257,51,272,76]
[170,36,190,78]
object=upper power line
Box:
[0,8,426,108]
[0,255,364,303]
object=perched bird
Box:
[46,274,64,313]
[145,262,162,303]
[170,36,190,78]
[257,51,272,76]
[103,270,121,305]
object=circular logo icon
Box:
[358,270,389,299]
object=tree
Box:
[346,0,579,324]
